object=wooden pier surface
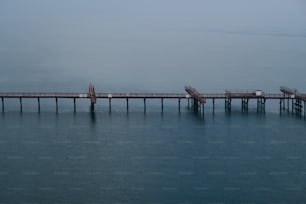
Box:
[0,85,305,115]
[0,92,290,99]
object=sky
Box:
[0,0,306,92]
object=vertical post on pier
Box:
[187,98,190,108]
[304,101,306,117]
[126,98,129,112]
[292,98,294,114]
[37,98,40,112]
[257,98,259,112]
[19,98,22,112]
[193,99,196,112]
[178,98,181,112]
[202,103,204,116]
[73,98,76,112]
[246,98,249,111]
[161,98,164,112]
[241,99,244,111]
[262,98,266,113]
[55,97,58,112]
[297,99,302,115]
[282,94,285,110]
[287,98,289,111]
[1,98,4,112]
[212,98,215,113]
[225,98,231,112]
[144,98,146,112]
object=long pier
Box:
[0,84,305,116]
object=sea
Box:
[1,1,306,203]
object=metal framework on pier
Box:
[0,84,305,117]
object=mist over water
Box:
[1,0,306,203]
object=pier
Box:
[0,84,305,117]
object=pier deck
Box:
[0,85,305,116]
[0,92,287,99]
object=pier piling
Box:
[187,98,190,108]
[1,98,4,112]
[161,98,164,112]
[241,98,249,112]
[55,98,58,112]
[287,98,289,111]
[304,101,306,117]
[37,98,40,112]
[19,98,22,112]
[73,98,76,112]
[225,98,231,111]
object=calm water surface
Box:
[1,109,306,203]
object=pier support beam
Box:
[225,98,231,111]
[257,98,266,113]
[73,98,76,112]
[126,98,129,112]
[294,98,302,116]
[241,98,249,112]
[287,98,289,111]
[304,101,306,117]
[193,99,199,112]
[37,98,40,112]
[144,98,146,112]
[55,98,58,112]
[178,98,181,112]
[19,98,22,112]
[279,99,285,113]
[212,98,215,112]
[1,98,4,112]
[283,94,289,111]
[161,98,164,112]
[108,98,111,112]
[187,98,190,108]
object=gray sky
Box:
[1,0,306,92]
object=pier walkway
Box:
[0,84,305,116]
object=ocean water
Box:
[1,0,306,203]
[1,110,306,204]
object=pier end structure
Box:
[280,86,306,115]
